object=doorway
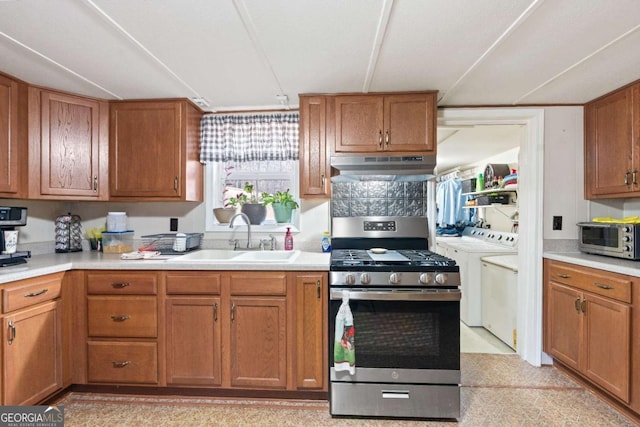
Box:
[436,108,545,367]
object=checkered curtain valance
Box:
[200,113,299,163]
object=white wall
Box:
[542,106,588,240]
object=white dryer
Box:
[436,228,518,327]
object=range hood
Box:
[330,155,436,181]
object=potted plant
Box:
[262,189,299,223]
[227,182,266,225]
[213,165,238,224]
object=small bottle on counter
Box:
[321,231,332,253]
[284,227,294,251]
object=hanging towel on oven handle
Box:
[334,290,355,375]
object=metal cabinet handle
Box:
[174,176,179,192]
[214,302,218,322]
[378,130,383,148]
[557,273,570,279]
[574,297,581,313]
[111,315,130,322]
[93,175,98,192]
[24,289,48,297]
[321,174,325,190]
[111,282,130,289]
[231,302,235,322]
[8,320,15,345]
[112,361,131,368]
[634,169,638,185]
[594,282,614,290]
[625,171,631,185]
[385,129,390,146]
[317,280,321,300]
[580,299,587,313]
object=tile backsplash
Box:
[331,181,427,217]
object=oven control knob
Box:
[419,273,433,284]
[389,273,401,285]
[344,273,356,286]
[435,273,448,285]
[623,236,631,242]
[360,273,371,285]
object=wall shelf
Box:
[462,185,518,196]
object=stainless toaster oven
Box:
[577,222,640,260]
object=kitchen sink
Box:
[166,249,300,263]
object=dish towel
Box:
[333,290,355,375]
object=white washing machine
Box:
[481,254,518,350]
[436,227,518,327]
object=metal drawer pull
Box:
[594,283,614,290]
[111,282,130,289]
[557,273,570,279]
[8,321,15,345]
[581,299,587,313]
[24,289,48,297]
[111,315,130,322]
[382,390,410,399]
[574,297,581,313]
[112,361,131,368]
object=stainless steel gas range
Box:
[329,216,461,420]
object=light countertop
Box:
[544,251,640,278]
[0,250,330,284]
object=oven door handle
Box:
[330,289,461,302]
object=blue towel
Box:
[436,179,466,226]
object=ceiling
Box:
[1,1,638,173]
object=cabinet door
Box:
[583,293,631,402]
[229,296,287,389]
[3,300,62,405]
[295,273,326,390]
[299,96,330,198]
[110,101,182,198]
[384,93,436,153]
[31,89,107,199]
[166,297,222,386]
[0,75,22,196]
[334,95,384,153]
[546,282,582,370]
[585,86,635,197]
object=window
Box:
[204,160,299,231]
[199,112,300,233]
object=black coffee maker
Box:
[0,206,30,267]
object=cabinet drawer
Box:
[2,273,63,313]
[87,272,158,295]
[166,272,221,295]
[547,261,631,303]
[88,296,157,337]
[229,272,287,295]
[87,341,158,384]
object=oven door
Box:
[329,288,460,385]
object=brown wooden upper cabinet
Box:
[299,95,330,198]
[0,74,28,199]
[585,81,640,199]
[28,88,109,200]
[109,100,203,201]
[333,92,437,154]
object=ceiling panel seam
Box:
[362,0,394,93]
[0,30,121,99]
[513,22,640,104]
[439,0,545,105]
[232,0,286,102]
[81,0,201,99]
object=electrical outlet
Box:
[552,216,562,230]
[170,218,178,232]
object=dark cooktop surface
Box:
[330,249,457,270]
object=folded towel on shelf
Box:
[333,290,355,375]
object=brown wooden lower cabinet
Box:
[1,273,64,405]
[544,259,635,412]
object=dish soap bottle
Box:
[284,227,294,251]
[476,173,484,192]
[321,231,332,253]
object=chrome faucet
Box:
[229,213,252,249]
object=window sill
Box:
[208,223,300,234]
